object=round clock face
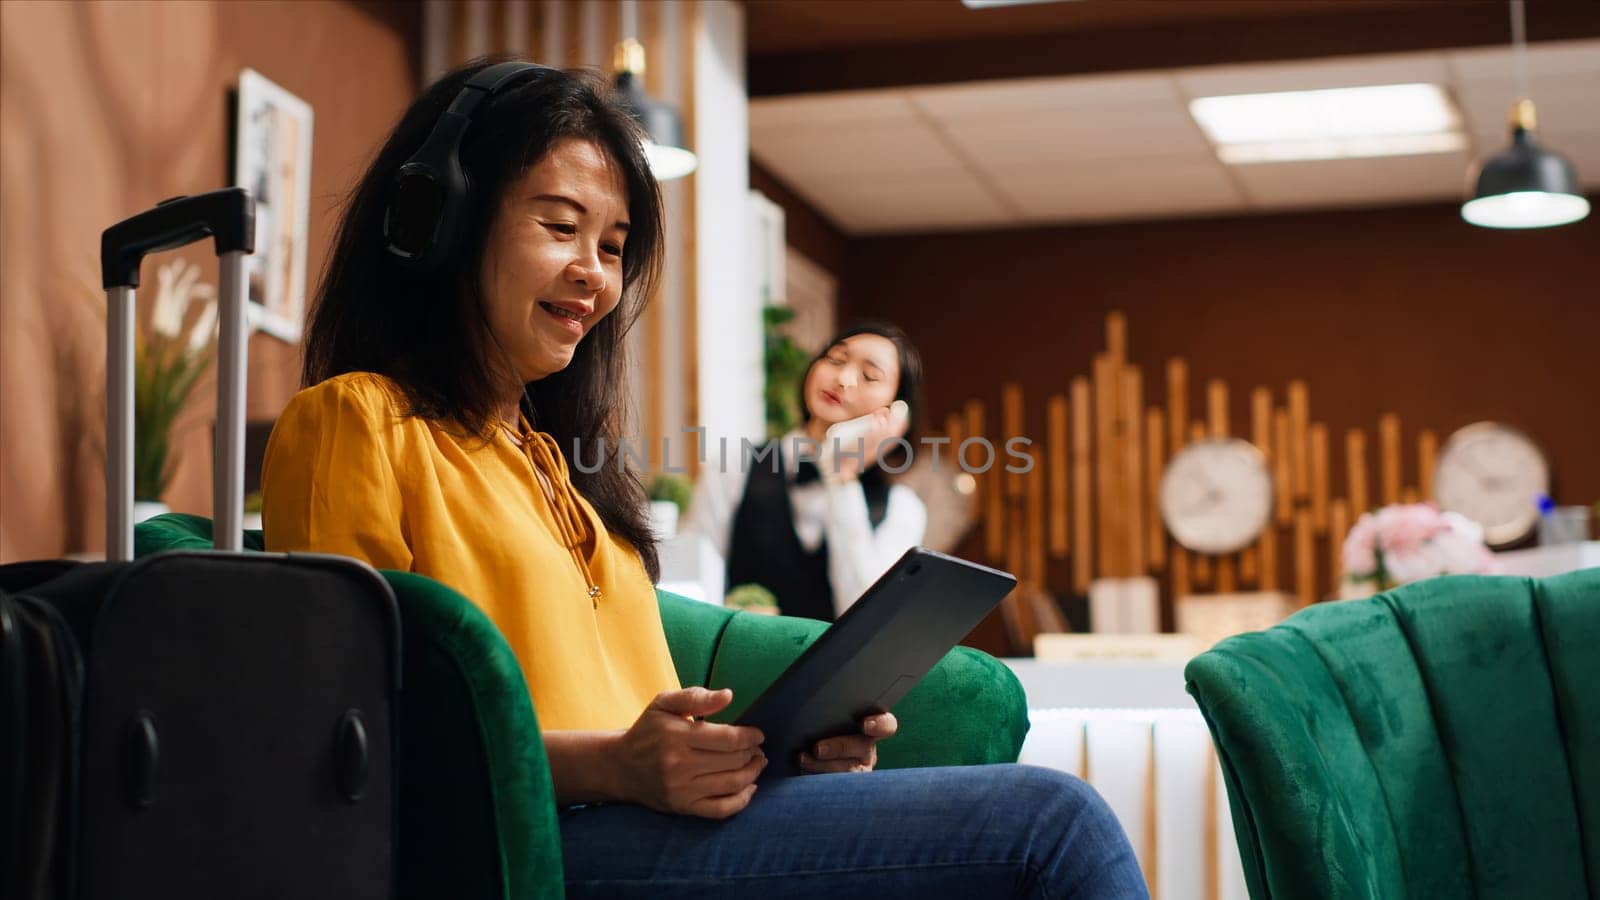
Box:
[1434,422,1549,547]
[1159,438,1274,555]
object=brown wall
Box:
[842,200,1600,537]
[0,0,420,561]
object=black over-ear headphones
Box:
[383,61,553,271]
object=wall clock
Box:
[1159,438,1273,555]
[1434,421,1549,547]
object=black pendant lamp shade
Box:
[612,39,697,181]
[1462,100,1590,229]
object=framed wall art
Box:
[234,68,313,343]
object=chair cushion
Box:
[135,512,266,554]
[700,609,1030,770]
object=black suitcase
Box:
[1,190,399,900]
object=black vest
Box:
[725,442,890,622]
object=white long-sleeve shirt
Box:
[682,431,927,618]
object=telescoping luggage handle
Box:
[100,188,255,562]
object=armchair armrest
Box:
[657,591,1029,770]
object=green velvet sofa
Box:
[1185,570,1600,900]
[135,514,1030,900]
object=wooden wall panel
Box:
[1093,354,1121,576]
[937,309,1490,639]
[1071,377,1093,593]
[1145,407,1165,571]
[1123,367,1145,576]
[1419,428,1438,502]
[1329,498,1350,583]
[1310,424,1329,533]
[1380,413,1402,506]
[1294,509,1315,605]
[1346,428,1370,517]
[1207,379,1229,439]
[1288,381,1310,501]
[0,0,420,560]
[1273,409,1292,525]
[1167,358,1188,455]
[1048,394,1069,557]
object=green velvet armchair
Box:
[1185,570,1600,900]
[135,514,1030,900]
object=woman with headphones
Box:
[261,60,1145,899]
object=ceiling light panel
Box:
[1190,83,1464,164]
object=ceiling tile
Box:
[748,91,919,135]
[988,159,1242,223]
[1448,39,1600,84]
[751,119,962,183]
[1176,52,1453,99]
[938,103,1212,167]
[1231,151,1473,210]
[909,72,1181,118]
[1455,81,1600,137]
[800,169,1016,234]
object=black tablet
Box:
[733,547,1016,779]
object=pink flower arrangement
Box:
[1339,502,1500,598]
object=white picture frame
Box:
[234,68,313,343]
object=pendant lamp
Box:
[1461,0,1589,229]
[612,36,697,181]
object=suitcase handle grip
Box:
[100,188,255,289]
[101,188,256,561]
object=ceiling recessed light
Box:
[1190,83,1465,164]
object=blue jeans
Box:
[559,764,1149,899]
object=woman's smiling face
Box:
[479,138,630,384]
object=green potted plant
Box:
[724,582,780,616]
[646,472,692,540]
[763,305,811,439]
[133,260,218,520]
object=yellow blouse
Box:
[260,372,679,731]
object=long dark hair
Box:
[304,59,664,579]
[800,321,925,473]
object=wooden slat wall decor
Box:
[1329,498,1350,586]
[1294,509,1316,605]
[946,312,1460,649]
[973,399,1003,560]
[1145,407,1166,571]
[1288,381,1310,501]
[1027,453,1046,586]
[1003,384,1026,582]
[1380,413,1403,506]
[1310,424,1329,533]
[1207,380,1229,438]
[1123,368,1146,577]
[1188,421,1213,588]
[1094,354,1121,577]
[1071,377,1094,593]
[1167,359,1188,457]
[1419,429,1438,502]
[1049,396,1070,557]
[1273,409,1292,526]
[1346,429,1370,516]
